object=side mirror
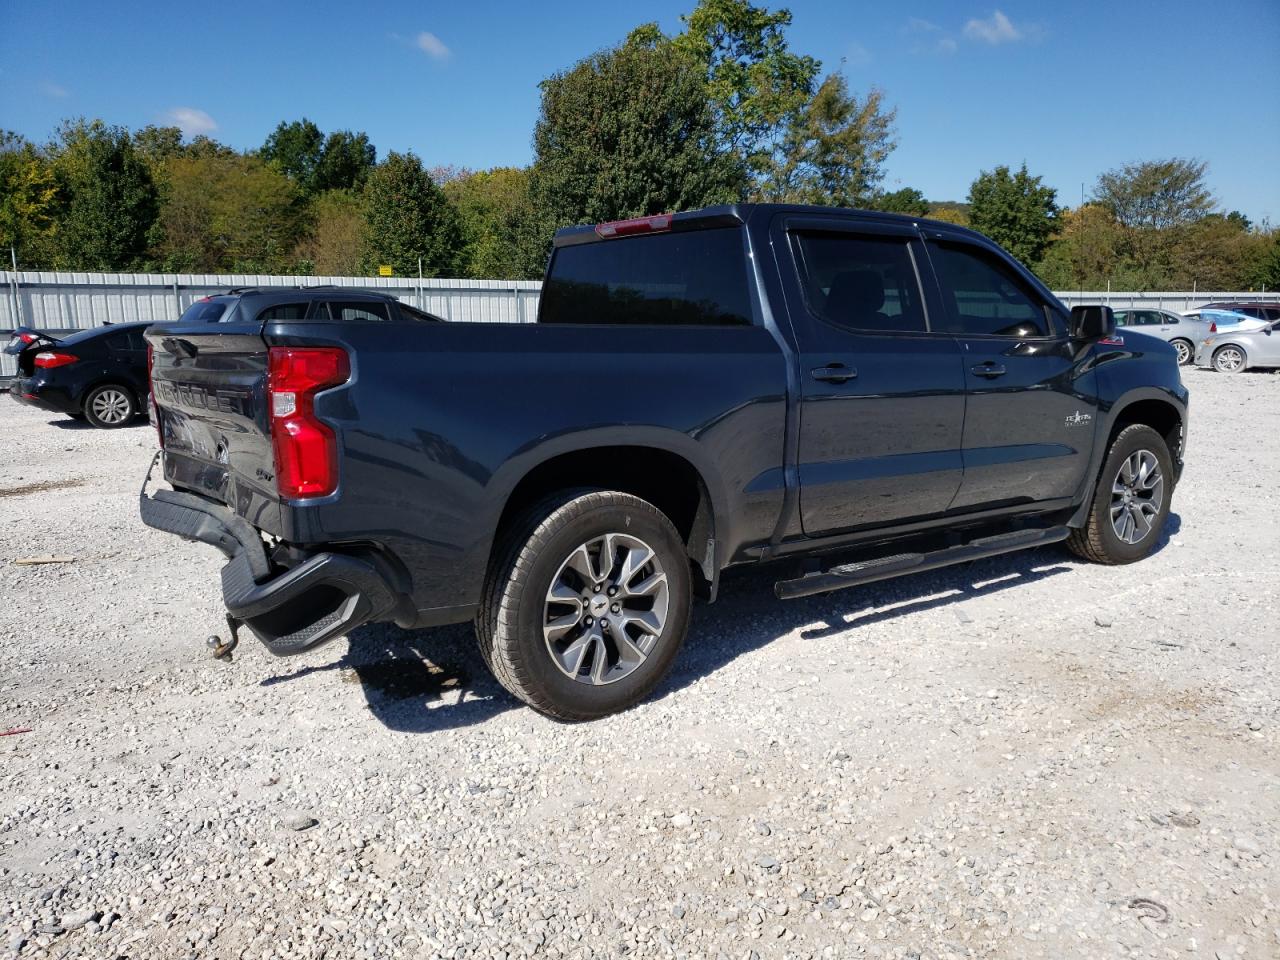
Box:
[1070,305,1116,340]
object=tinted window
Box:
[1135,311,1163,326]
[928,242,1048,337]
[1161,313,1179,325]
[178,300,228,324]
[107,329,146,352]
[325,301,391,323]
[539,228,752,326]
[792,232,926,334]
[256,303,309,322]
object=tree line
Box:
[2,0,1276,291]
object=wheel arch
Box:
[489,436,726,600]
[1069,388,1186,529]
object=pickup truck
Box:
[140,204,1188,720]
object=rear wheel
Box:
[82,384,137,428]
[1067,424,1173,565]
[477,490,692,721]
[1170,338,1192,365]
[1212,344,1247,374]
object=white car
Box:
[1195,318,1280,373]
[1182,308,1270,335]
[1112,309,1208,365]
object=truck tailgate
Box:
[146,324,281,532]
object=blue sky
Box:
[3,0,1278,221]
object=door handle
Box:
[970,362,1007,378]
[811,363,857,384]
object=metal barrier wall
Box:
[2,269,1272,377]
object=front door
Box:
[777,220,967,537]
[922,238,1100,511]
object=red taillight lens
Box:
[1209,322,1217,333]
[34,351,78,369]
[19,332,37,344]
[594,214,673,239]
[267,347,350,499]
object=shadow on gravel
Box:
[46,417,149,430]
[267,514,1181,732]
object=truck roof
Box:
[553,203,986,248]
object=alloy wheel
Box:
[91,388,132,424]
[1213,346,1245,373]
[543,533,669,685]
[1172,340,1191,364]
[1109,449,1164,545]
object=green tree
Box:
[293,189,366,275]
[522,33,744,274]
[314,131,376,193]
[52,121,159,270]
[757,75,895,206]
[967,163,1059,264]
[361,151,461,277]
[443,167,532,279]
[1094,158,1214,231]
[869,186,930,216]
[1244,231,1280,290]
[157,153,306,272]
[0,132,59,265]
[672,0,818,180]
[260,118,325,191]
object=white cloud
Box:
[963,10,1023,44]
[904,17,957,54]
[415,31,451,60]
[39,81,70,98]
[162,107,218,137]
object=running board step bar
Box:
[774,526,1070,600]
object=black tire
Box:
[1067,424,1173,565]
[1170,338,1193,365]
[476,489,692,721]
[1212,344,1247,374]
[82,383,137,429]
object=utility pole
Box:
[9,246,24,328]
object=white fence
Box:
[2,269,1272,377]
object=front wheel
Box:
[82,384,137,428]
[1067,424,1173,565]
[1213,344,1247,374]
[477,490,692,721]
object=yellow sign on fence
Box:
[378,265,393,277]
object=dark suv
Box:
[1199,301,1280,323]
[179,287,440,326]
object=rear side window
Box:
[539,227,752,326]
[256,303,309,322]
[401,304,443,323]
[107,329,146,352]
[928,242,1049,337]
[324,301,391,323]
[178,300,228,324]
[792,232,926,334]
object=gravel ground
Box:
[1,367,1277,960]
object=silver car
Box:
[1113,308,1209,365]
[1195,317,1280,373]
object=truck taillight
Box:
[267,347,350,499]
[34,351,78,369]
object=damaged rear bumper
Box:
[139,469,402,655]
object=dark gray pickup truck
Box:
[141,204,1188,719]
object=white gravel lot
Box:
[1,367,1277,960]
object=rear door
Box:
[921,236,1100,510]
[773,216,967,536]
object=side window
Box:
[1162,313,1179,325]
[928,242,1049,337]
[400,304,444,323]
[1114,312,1130,327]
[791,232,926,334]
[538,227,753,326]
[325,301,391,323]
[108,330,145,353]
[256,303,309,322]
[1135,311,1161,326]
